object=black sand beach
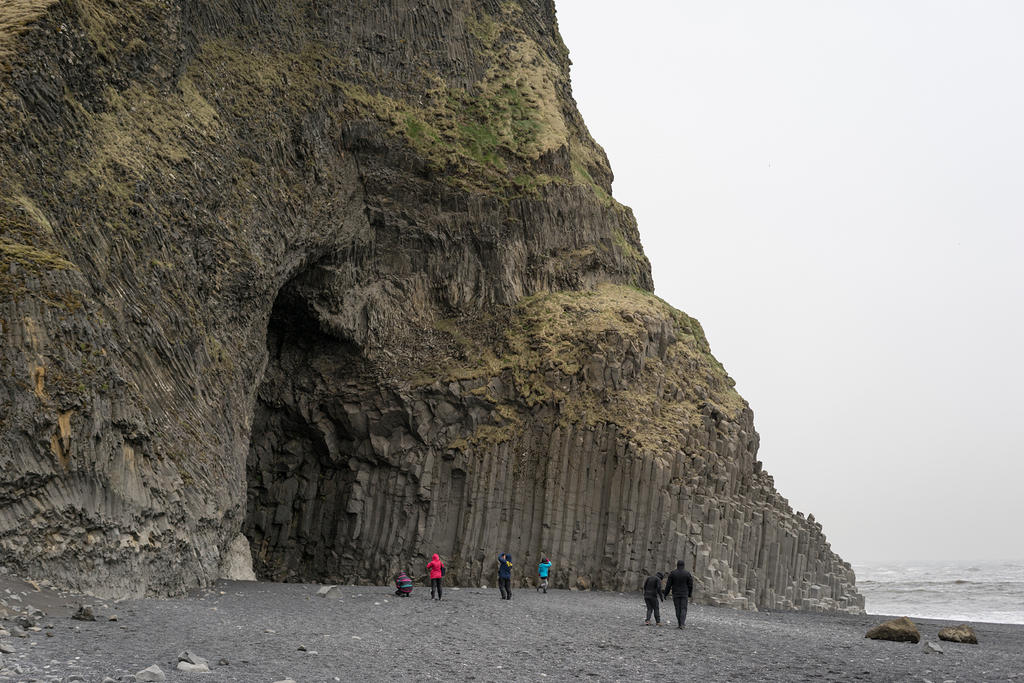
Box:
[2,577,1022,682]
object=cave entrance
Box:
[241,272,470,585]
[241,281,368,583]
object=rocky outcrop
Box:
[866,617,921,643]
[938,625,978,644]
[0,0,862,613]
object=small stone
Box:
[0,629,8,637]
[135,664,166,682]
[71,606,96,622]
[218,658,230,666]
[15,615,35,629]
[271,679,296,683]
[177,661,211,673]
[102,678,117,683]
[922,641,944,654]
[297,645,307,652]
[0,642,15,654]
[316,585,336,596]
[937,624,978,644]
[177,650,210,668]
[45,631,54,638]
[10,627,27,638]
[108,615,117,622]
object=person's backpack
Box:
[441,563,446,577]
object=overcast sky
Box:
[555,0,1024,563]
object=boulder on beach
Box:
[135,665,166,682]
[219,533,258,581]
[71,605,96,622]
[177,650,211,672]
[865,617,920,643]
[938,624,978,644]
[922,641,944,654]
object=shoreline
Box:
[2,577,1022,681]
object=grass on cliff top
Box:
[339,3,607,200]
[423,284,746,451]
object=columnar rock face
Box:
[0,0,862,613]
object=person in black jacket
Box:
[664,560,695,629]
[642,572,665,625]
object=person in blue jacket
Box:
[498,552,513,600]
[537,556,552,593]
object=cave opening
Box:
[241,272,472,586]
[242,280,366,583]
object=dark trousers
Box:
[644,597,661,623]
[431,578,442,599]
[673,596,689,626]
[498,576,511,599]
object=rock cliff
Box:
[0,0,863,613]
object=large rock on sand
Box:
[866,617,921,643]
[938,624,978,644]
[135,665,166,682]
[218,534,257,582]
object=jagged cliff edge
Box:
[0,0,863,613]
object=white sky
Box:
[555,0,1024,563]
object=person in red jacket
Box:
[427,553,445,600]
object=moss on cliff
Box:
[0,0,57,66]
[0,194,80,309]
[424,284,745,451]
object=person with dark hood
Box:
[664,560,695,628]
[497,552,513,600]
[537,556,552,593]
[394,571,413,597]
[642,572,665,625]
[427,553,445,600]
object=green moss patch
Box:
[426,284,745,451]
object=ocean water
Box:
[854,560,1024,624]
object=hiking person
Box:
[537,556,552,593]
[394,571,413,597]
[642,571,665,625]
[664,560,694,628]
[497,552,513,600]
[427,553,445,600]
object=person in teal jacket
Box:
[537,556,552,593]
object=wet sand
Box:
[2,577,1022,682]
